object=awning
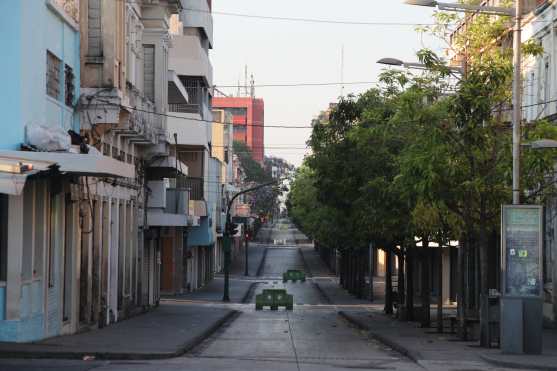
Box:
[0,172,36,195]
[0,150,135,178]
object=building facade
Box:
[212,97,265,165]
[520,0,557,325]
[0,0,141,342]
[160,0,217,294]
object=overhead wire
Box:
[182,7,445,27]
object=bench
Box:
[255,289,294,310]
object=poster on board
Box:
[501,205,543,297]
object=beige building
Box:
[78,0,182,330]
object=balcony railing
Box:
[169,103,200,114]
[178,176,204,200]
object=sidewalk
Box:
[230,242,267,277]
[164,243,268,304]
[303,246,557,370]
[299,245,383,305]
[340,310,557,370]
[164,277,256,303]
[0,303,236,360]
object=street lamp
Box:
[404,0,514,16]
[404,0,521,205]
[377,57,463,74]
[222,180,278,302]
[522,139,557,149]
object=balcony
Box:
[179,176,204,200]
[167,110,212,148]
[169,34,213,87]
[79,88,163,146]
[147,180,190,227]
[181,0,214,47]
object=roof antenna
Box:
[340,45,345,98]
[244,65,249,97]
[250,74,255,98]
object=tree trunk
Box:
[457,232,467,339]
[357,248,365,299]
[348,250,354,294]
[369,243,374,302]
[384,248,394,315]
[421,239,431,328]
[406,247,414,321]
[398,249,405,320]
[479,202,490,347]
[437,246,444,333]
[339,251,345,287]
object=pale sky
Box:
[211,1,442,167]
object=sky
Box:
[210,0,443,167]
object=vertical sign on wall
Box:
[501,205,543,298]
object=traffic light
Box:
[226,222,240,236]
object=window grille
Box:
[47,51,61,100]
[65,65,75,107]
[103,143,111,156]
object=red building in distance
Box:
[212,97,265,165]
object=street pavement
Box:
[0,219,553,370]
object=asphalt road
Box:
[0,220,512,371]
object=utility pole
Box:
[512,0,523,205]
[244,226,249,276]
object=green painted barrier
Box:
[255,289,294,310]
[283,270,306,283]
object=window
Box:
[0,194,8,282]
[103,143,111,156]
[143,45,155,102]
[228,108,247,116]
[47,51,61,100]
[34,181,45,278]
[87,0,102,57]
[48,195,57,287]
[65,65,75,107]
[22,183,34,281]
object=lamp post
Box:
[222,180,278,302]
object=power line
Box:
[183,7,443,27]
[215,81,379,88]
[97,100,314,129]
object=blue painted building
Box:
[0,0,81,342]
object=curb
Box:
[0,310,239,361]
[312,281,333,304]
[241,282,259,304]
[255,248,268,277]
[338,311,422,363]
[480,354,557,371]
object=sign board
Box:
[501,205,543,297]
